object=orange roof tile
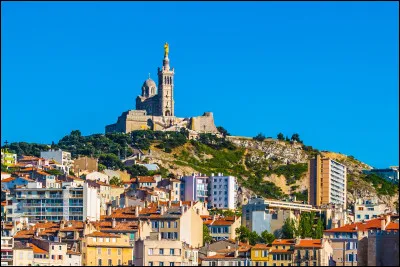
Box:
[295,239,322,248]
[137,176,156,183]
[270,249,293,253]
[1,177,16,183]
[272,239,295,245]
[324,218,399,233]
[31,244,48,254]
[252,244,270,249]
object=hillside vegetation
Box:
[3,129,398,208]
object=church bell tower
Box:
[157,42,175,117]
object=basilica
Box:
[105,43,218,135]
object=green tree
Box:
[298,212,314,238]
[291,133,302,143]
[217,126,230,137]
[260,230,275,244]
[46,169,64,176]
[1,164,11,173]
[98,163,106,172]
[98,153,124,170]
[285,136,290,142]
[277,133,285,141]
[203,224,213,244]
[313,218,324,239]
[109,176,123,186]
[253,133,266,142]
[235,226,251,243]
[248,231,261,245]
[125,165,149,177]
[282,218,297,238]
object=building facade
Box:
[81,232,133,266]
[209,173,238,210]
[1,149,17,167]
[354,198,389,222]
[182,174,209,203]
[13,181,100,222]
[309,155,347,209]
[40,149,73,174]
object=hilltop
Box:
[3,130,398,210]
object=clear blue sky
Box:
[1,1,398,168]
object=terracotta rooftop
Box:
[272,239,296,245]
[324,218,399,233]
[31,244,48,254]
[137,176,156,183]
[92,221,139,232]
[295,239,322,248]
[252,243,270,250]
[1,177,16,183]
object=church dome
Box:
[143,78,156,88]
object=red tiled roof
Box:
[137,176,156,183]
[295,239,322,248]
[272,239,295,245]
[252,244,270,249]
[324,218,399,233]
[31,244,48,254]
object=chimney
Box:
[380,218,386,230]
[179,200,182,206]
[181,205,185,214]
[295,237,300,245]
[135,206,139,216]
[160,207,165,216]
[168,201,172,208]
[112,218,116,229]
[107,206,112,216]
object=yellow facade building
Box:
[81,231,133,266]
[251,243,270,266]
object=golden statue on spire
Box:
[164,42,169,57]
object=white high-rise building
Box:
[209,173,237,210]
[40,149,73,174]
[182,174,209,203]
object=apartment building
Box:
[202,215,241,241]
[251,243,270,266]
[354,198,389,222]
[270,239,295,266]
[40,149,73,174]
[182,174,209,203]
[1,149,17,167]
[309,155,347,209]
[242,197,320,236]
[323,215,398,266]
[1,221,22,266]
[134,232,198,266]
[103,201,205,248]
[200,241,252,266]
[12,181,100,222]
[72,156,98,176]
[209,173,238,210]
[293,238,333,266]
[81,232,133,266]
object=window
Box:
[52,255,55,260]
[105,238,110,242]
[59,246,62,250]
[118,248,122,255]
[98,248,102,255]
[108,259,112,266]
[108,249,111,255]
[99,238,104,243]
[148,248,153,255]
[170,249,174,255]
[365,215,370,219]
[98,259,102,266]
[118,259,122,265]
[52,245,55,250]
[160,262,164,266]
[93,237,97,242]
[160,248,164,255]
[356,215,361,219]
[167,222,171,228]
[149,262,153,266]
[161,221,165,228]
[58,255,62,260]
[255,251,259,257]
[170,263,175,266]
[174,221,178,228]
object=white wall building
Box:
[40,149,73,174]
[85,171,109,184]
[354,198,390,222]
[209,173,237,210]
